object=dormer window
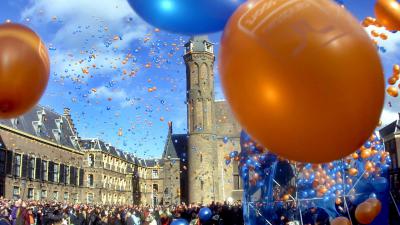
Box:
[10,118,19,128]
[37,109,46,122]
[53,130,61,143]
[55,118,63,130]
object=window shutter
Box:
[70,167,76,185]
[59,164,65,184]
[48,162,54,182]
[21,155,28,178]
[35,158,41,180]
[79,169,84,187]
[5,150,12,175]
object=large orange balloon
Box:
[375,0,400,31]
[219,0,384,163]
[355,201,377,224]
[0,23,49,119]
[331,217,351,225]
[366,198,382,217]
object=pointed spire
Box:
[168,121,173,134]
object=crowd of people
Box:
[0,197,244,225]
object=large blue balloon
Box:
[171,219,189,225]
[199,207,212,221]
[128,0,245,34]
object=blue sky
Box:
[1,0,399,158]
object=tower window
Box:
[201,181,204,191]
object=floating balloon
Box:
[128,0,245,34]
[375,0,400,31]
[199,207,212,221]
[387,86,398,97]
[355,201,377,224]
[331,217,351,225]
[219,0,384,163]
[0,23,50,118]
[170,219,189,225]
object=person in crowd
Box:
[0,197,244,225]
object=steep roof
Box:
[379,114,400,138]
[0,105,80,150]
[162,122,187,159]
[81,138,135,163]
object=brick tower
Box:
[184,36,218,203]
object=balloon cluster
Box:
[238,131,390,225]
[386,64,400,97]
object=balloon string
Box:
[389,191,400,217]
[346,169,367,196]
[248,202,273,225]
[342,159,354,225]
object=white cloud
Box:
[380,108,398,125]
[22,0,149,50]
[90,86,127,100]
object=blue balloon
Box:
[128,0,245,34]
[373,177,388,193]
[199,207,212,221]
[171,219,189,225]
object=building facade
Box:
[0,36,243,205]
[379,113,400,223]
[0,107,85,202]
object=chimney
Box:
[63,107,77,136]
[168,121,173,134]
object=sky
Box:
[1,0,399,159]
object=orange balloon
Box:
[371,30,380,37]
[387,86,399,97]
[365,161,373,171]
[380,33,388,40]
[361,149,372,159]
[366,198,382,217]
[349,168,358,176]
[219,0,384,163]
[282,194,290,201]
[393,64,400,74]
[388,76,398,85]
[0,23,49,118]
[331,217,351,225]
[375,0,400,31]
[355,201,378,224]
